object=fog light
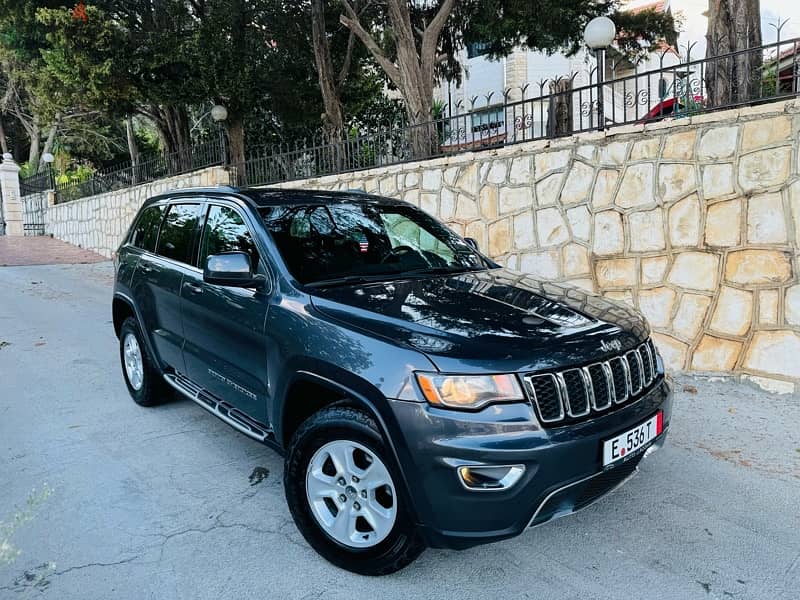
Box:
[457,465,525,491]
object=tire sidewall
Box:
[119,317,156,406]
[285,408,423,574]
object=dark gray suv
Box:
[112,186,672,575]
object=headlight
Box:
[415,373,524,409]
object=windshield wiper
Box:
[395,266,476,277]
[305,274,393,289]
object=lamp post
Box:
[584,16,616,131]
[211,104,228,165]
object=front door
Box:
[181,203,270,423]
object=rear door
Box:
[180,201,270,423]
[132,201,202,373]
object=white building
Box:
[435,0,707,148]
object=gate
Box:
[22,193,46,235]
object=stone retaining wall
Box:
[45,166,229,257]
[271,100,800,393]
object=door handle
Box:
[139,264,153,274]
[184,282,203,294]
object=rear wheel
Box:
[119,317,170,407]
[284,406,425,575]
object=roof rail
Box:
[168,185,240,193]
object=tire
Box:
[119,316,170,407]
[284,406,425,575]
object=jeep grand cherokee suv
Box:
[112,186,671,575]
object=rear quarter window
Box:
[129,205,166,252]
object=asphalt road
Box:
[1,262,798,600]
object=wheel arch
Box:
[112,292,163,373]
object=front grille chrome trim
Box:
[525,339,660,426]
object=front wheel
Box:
[284,406,425,575]
[118,316,170,407]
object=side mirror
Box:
[204,252,263,288]
[464,237,480,251]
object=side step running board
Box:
[164,372,273,443]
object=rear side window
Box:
[129,205,165,252]
[200,205,259,268]
[156,203,201,264]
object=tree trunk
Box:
[138,104,192,171]
[547,79,573,137]
[340,0,456,161]
[705,0,762,106]
[312,0,345,141]
[40,114,61,168]
[226,115,246,185]
[0,116,8,155]
[126,116,141,184]
[27,117,40,168]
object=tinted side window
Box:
[156,203,201,264]
[201,205,259,268]
[130,205,165,252]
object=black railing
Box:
[51,139,224,203]
[19,168,54,197]
[232,37,800,188]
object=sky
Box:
[625,0,800,58]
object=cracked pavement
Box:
[1,262,799,600]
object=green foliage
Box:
[0,484,52,566]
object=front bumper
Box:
[387,377,672,550]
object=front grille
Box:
[525,340,660,426]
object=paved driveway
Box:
[0,262,798,600]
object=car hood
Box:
[309,268,649,373]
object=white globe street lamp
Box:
[584,16,616,131]
[42,152,55,163]
[210,104,228,165]
[211,104,228,122]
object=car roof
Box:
[145,186,406,209]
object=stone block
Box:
[559,161,594,204]
[536,207,569,247]
[705,199,741,247]
[591,169,619,209]
[520,249,560,279]
[595,258,637,288]
[487,160,508,184]
[741,116,792,151]
[641,256,669,285]
[638,287,677,328]
[667,252,720,292]
[593,210,624,256]
[785,285,800,327]
[536,172,563,206]
[758,289,779,325]
[709,286,753,337]
[698,126,738,160]
[672,294,711,340]
[455,163,477,195]
[651,333,688,370]
[691,335,743,371]
[577,145,595,161]
[465,220,487,250]
[563,243,590,277]
[379,175,397,195]
[790,180,800,248]
[440,188,456,219]
[488,218,511,256]
[534,150,570,178]
[746,192,787,244]
[509,157,532,185]
[669,193,702,247]
[455,195,479,220]
[743,330,800,379]
[443,166,459,187]
[630,138,661,160]
[513,211,535,249]
[658,163,697,203]
[420,193,438,215]
[605,290,635,305]
[422,168,442,190]
[616,163,655,208]
[479,185,498,218]
[600,141,629,165]
[566,205,591,241]
[724,250,792,285]
[499,186,534,214]
[701,163,735,200]
[629,208,666,252]
[738,147,791,192]
[662,130,696,160]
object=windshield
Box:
[260,202,487,285]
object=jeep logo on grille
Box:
[600,339,622,353]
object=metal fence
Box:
[22,192,46,235]
[232,36,800,188]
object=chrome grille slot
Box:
[561,369,590,417]
[524,338,660,426]
[527,374,564,423]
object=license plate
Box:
[602,412,663,467]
